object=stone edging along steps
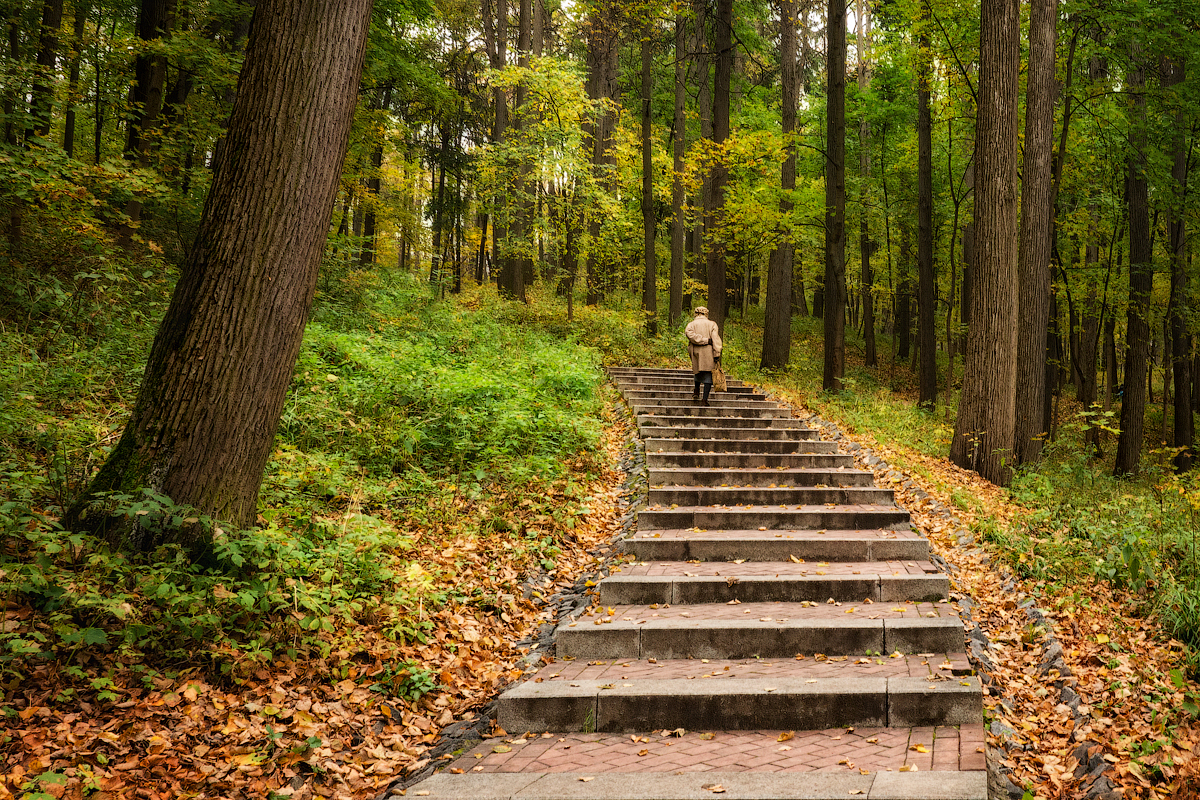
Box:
[402,368,987,800]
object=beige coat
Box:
[685,315,722,372]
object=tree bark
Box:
[28,0,65,140]
[916,4,936,408]
[707,0,734,328]
[1012,0,1056,463]
[1166,57,1192,471]
[65,0,374,551]
[822,0,846,391]
[63,1,88,156]
[641,27,657,334]
[949,0,1019,485]
[857,0,875,367]
[584,0,620,305]
[1114,49,1152,477]
[761,0,796,369]
[668,13,686,328]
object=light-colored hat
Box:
[694,307,709,316]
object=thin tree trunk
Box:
[1167,56,1192,471]
[916,3,936,408]
[707,0,734,327]
[822,0,847,391]
[28,0,65,139]
[66,0,373,548]
[950,0,1019,485]
[858,0,875,367]
[63,0,88,155]
[641,27,657,334]
[1115,49,1153,477]
[1013,0,1056,463]
[669,14,686,328]
[761,0,796,369]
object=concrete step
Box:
[638,415,808,430]
[498,667,983,733]
[630,398,780,412]
[648,467,874,487]
[408,770,988,800]
[647,486,895,507]
[556,602,966,660]
[640,425,818,440]
[637,504,910,531]
[622,389,769,402]
[645,438,837,454]
[598,561,947,605]
[633,404,793,419]
[625,528,930,562]
[646,452,856,469]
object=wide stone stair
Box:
[406,367,986,799]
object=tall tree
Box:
[857,0,876,368]
[950,0,1019,484]
[668,13,686,328]
[1114,46,1152,477]
[761,0,796,369]
[916,2,936,408]
[822,0,846,391]
[28,0,65,139]
[706,0,734,327]
[584,0,620,305]
[641,24,657,334]
[65,0,375,549]
[1012,0,1056,463]
[1165,57,1192,472]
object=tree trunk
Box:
[857,0,875,367]
[65,0,373,551]
[707,0,734,327]
[63,1,87,156]
[1012,0,1056,463]
[916,5,936,408]
[584,0,619,305]
[822,0,846,391]
[1114,50,1152,477]
[641,28,657,334]
[950,0,1019,485]
[28,0,65,139]
[761,0,796,369]
[669,14,686,329]
[485,0,509,290]
[1166,57,1192,471]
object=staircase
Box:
[406,367,987,800]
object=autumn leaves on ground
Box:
[6,284,1200,800]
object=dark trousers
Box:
[693,371,712,402]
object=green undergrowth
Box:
[0,266,679,694]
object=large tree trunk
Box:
[500,0,532,302]
[822,0,847,391]
[29,0,65,139]
[1012,0,1056,463]
[916,4,936,408]
[584,1,620,305]
[706,0,734,327]
[641,28,657,334]
[761,0,796,369]
[691,0,712,315]
[1114,50,1152,477]
[949,0,1019,485]
[65,0,373,551]
[1166,57,1192,471]
[857,0,875,367]
[668,13,686,328]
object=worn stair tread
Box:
[640,427,822,441]
[555,607,967,659]
[498,675,983,732]
[644,454,858,469]
[645,439,838,454]
[647,487,895,506]
[533,653,969,681]
[615,560,941,577]
[406,770,988,800]
[636,506,911,533]
[625,528,930,563]
[638,415,809,428]
[648,468,874,486]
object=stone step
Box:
[647,486,895,507]
[598,561,947,605]
[498,669,983,733]
[640,425,818,441]
[629,398,779,412]
[408,771,988,800]
[625,528,930,562]
[638,415,808,430]
[636,504,910,531]
[622,389,769,401]
[645,438,837,454]
[646,452,856,469]
[556,602,966,660]
[633,404,794,419]
[648,467,873,487]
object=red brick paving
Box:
[454,725,987,774]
